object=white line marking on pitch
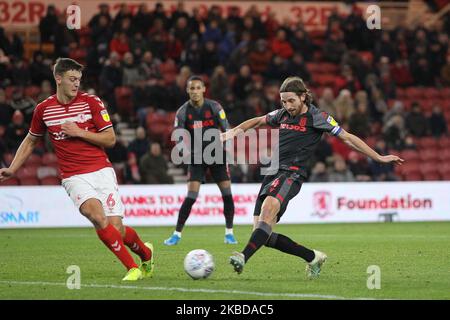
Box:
[0,280,377,300]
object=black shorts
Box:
[187,164,230,183]
[253,170,304,222]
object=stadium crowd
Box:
[1,2,450,185]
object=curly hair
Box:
[279,76,313,105]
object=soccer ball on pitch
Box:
[184,249,215,280]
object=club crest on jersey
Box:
[101,110,110,122]
[219,110,226,120]
[77,113,87,123]
[204,110,212,119]
[326,115,338,127]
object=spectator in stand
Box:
[265,55,291,81]
[347,151,372,182]
[233,64,253,101]
[9,58,31,87]
[171,1,190,30]
[112,3,133,33]
[309,162,330,183]
[129,32,149,61]
[335,64,361,94]
[323,30,347,64]
[110,32,130,59]
[290,28,313,61]
[370,140,398,181]
[391,58,414,87]
[329,156,355,182]
[210,65,230,104]
[318,88,337,117]
[405,103,429,137]
[140,51,162,80]
[29,51,53,86]
[5,110,27,151]
[200,41,220,75]
[128,127,150,162]
[270,29,293,59]
[248,39,272,75]
[428,105,448,137]
[0,89,13,127]
[334,89,354,124]
[139,142,174,184]
[132,3,152,35]
[89,3,112,30]
[440,54,450,85]
[99,52,123,113]
[288,53,311,83]
[39,5,58,43]
[181,37,202,74]
[202,19,223,44]
[383,114,406,150]
[403,135,417,150]
[349,102,370,139]
[36,80,54,103]
[122,52,142,87]
[374,31,397,62]
[10,87,35,124]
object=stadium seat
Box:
[439,87,450,99]
[19,177,40,185]
[405,87,424,99]
[402,172,422,181]
[399,162,421,180]
[400,150,420,162]
[3,152,15,166]
[422,172,441,181]
[42,152,58,166]
[16,166,39,180]
[396,88,406,99]
[320,63,339,74]
[437,162,450,176]
[39,177,61,185]
[418,149,439,162]
[0,177,20,186]
[423,88,440,99]
[25,153,42,166]
[438,140,450,154]
[114,86,134,118]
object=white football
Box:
[184,249,215,280]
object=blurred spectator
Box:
[122,52,142,86]
[105,136,128,165]
[99,52,123,112]
[290,28,313,61]
[248,39,272,75]
[54,14,79,57]
[140,50,162,80]
[428,105,448,137]
[405,103,429,137]
[110,32,130,58]
[0,30,24,59]
[309,162,330,182]
[318,88,337,117]
[403,135,417,150]
[391,59,414,87]
[369,140,398,181]
[329,156,355,182]
[441,54,450,85]
[129,32,149,60]
[89,3,112,30]
[10,58,31,87]
[374,31,397,62]
[265,55,291,81]
[287,53,311,83]
[347,151,372,181]
[348,102,370,139]
[202,19,223,44]
[113,3,133,33]
[383,114,406,150]
[165,31,183,62]
[233,64,253,101]
[335,64,361,94]
[36,80,54,103]
[323,31,347,63]
[0,89,13,127]
[181,38,202,73]
[10,87,36,124]
[39,5,58,43]
[334,89,354,123]
[139,142,174,184]
[270,29,293,59]
[200,41,220,75]
[29,51,53,86]
[5,110,27,151]
[128,127,150,162]
[132,4,152,35]
[210,65,230,103]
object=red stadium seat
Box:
[320,63,339,74]
[419,148,439,162]
[16,166,38,180]
[19,177,40,185]
[402,172,422,181]
[42,152,58,166]
[422,172,441,181]
[399,162,421,180]
[396,88,406,99]
[114,86,134,118]
[0,178,20,186]
[437,146,450,160]
[39,177,61,185]
[439,87,450,99]
[25,153,42,166]
[400,150,420,162]
[5,86,18,100]
[438,162,450,175]
[405,87,424,99]
[441,172,450,180]
[3,152,15,166]
[423,88,440,99]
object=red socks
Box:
[96,224,138,270]
[123,226,152,262]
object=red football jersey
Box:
[29,91,113,179]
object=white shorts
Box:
[62,167,124,217]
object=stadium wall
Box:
[1,182,449,228]
[1,0,370,29]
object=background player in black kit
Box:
[221,77,403,277]
[164,76,238,245]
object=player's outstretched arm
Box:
[0,133,40,182]
[61,122,116,148]
[337,129,404,165]
[220,116,266,142]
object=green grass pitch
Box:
[0,222,449,300]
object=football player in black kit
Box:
[164,76,238,245]
[221,77,403,277]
